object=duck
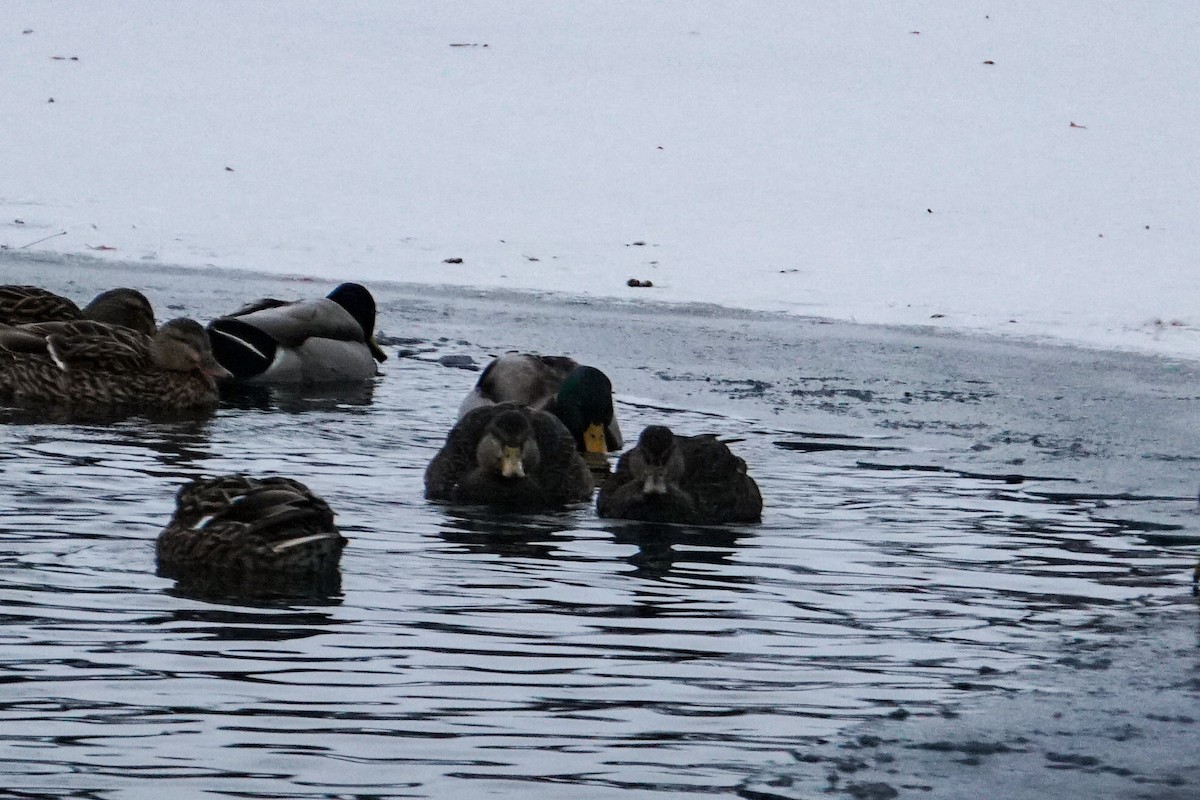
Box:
[425,401,594,509]
[206,282,387,383]
[156,475,346,584]
[597,425,763,524]
[0,285,157,336]
[458,352,623,455]
[0,317,224,414]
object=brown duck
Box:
[0,317,224,415]
[156,475,346,582]
[425,401,594,509]
[597,425,763,524]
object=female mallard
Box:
[597,425,763,524]
[156,475,346,583]
[458,352,623,455]
[0,285,157,336]
[425,401,594,509]
[0,317,224,414]
[206,282,387,383]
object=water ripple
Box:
[0,355,1190,798]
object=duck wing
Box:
[223,297,366,346]
[1,320,152,372]
[676,435,763,523]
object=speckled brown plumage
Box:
[156,475,346,582]
[425,401,594,509]
[0,317,221,416]
[0,285,156,336]
[597,425,763,524]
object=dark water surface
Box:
[0,255,1197,798]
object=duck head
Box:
[551,366,620,454]
[83,288,157,336]
[327,283,388,363]
[476,408,541,479]
[151,319,231,378]
[630,425,685,496]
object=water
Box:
[0,344,1189,799]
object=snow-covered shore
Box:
[3,2,1197,356]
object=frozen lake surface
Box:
[1,257,1196,798]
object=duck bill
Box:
[582,423,608,454]
[201,355,234,380]
[368,337,389,363]
[500,447,526,479]
[642,469,669,496]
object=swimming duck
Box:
[156,474,346,582]
[425,401,594,509]
[458,353,623,455]
[597,425,763,524]
[0,285,157,336]
[0,317,223,414]
[206,282,387,383]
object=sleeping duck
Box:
[425,401,594,509]
[206,282,387,383]
[156,474,346,587]
[0,285,157,336]
[458,353,623,455]
[597,425,763,524]
[0,317,225,415]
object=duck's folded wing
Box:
[2,320,151,371]
[223,298,365,346]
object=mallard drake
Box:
[425,401,594,509]
[0,285,157,336]
[206,282,387,383]
[0,317,224,414]
[597,425,763,524]
[458,353,623,455]
[156,475,346,583]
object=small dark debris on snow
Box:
[627,278,653,288]
[525,256,539,262]
[628,240,646,246]
[910,30,920,34]
[449,42,489,48]
[930,313,946,319]
[13,219,24,225]
[225,166,234,172]
[22,29,33,34]
[47,97,54,103]
[983,60,995,65]
[1070,121,1087,129]
[927,208,933,213]
[51,56,79,61]
[443,257,463,264]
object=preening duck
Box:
[156,475,346,584]
[425,401,594,509]
[0,317,224,415]
[597,425,763,524]
[206,282,387,383]
[458,352,623,455]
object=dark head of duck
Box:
[547,366,619,454]
[327,283,388,362]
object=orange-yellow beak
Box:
[583,423,607,454]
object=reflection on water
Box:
[0,356,1191,799]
